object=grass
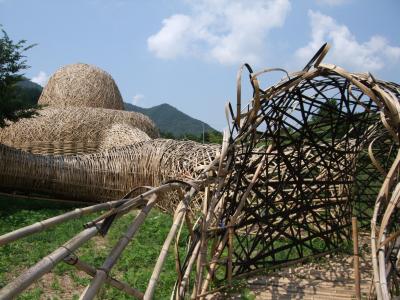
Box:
[0,195,186,299]
[0,193,367,299]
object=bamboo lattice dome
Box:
[38,63,124,110]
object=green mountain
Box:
[15,78,42,105]
[124,102,218,137]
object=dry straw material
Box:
[1,63,158,155]
[0,139,219,204]
[98,123,151,151]
[0,107,158,155]
[38,63,124,110]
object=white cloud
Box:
[148,15,193,59]
[129,94,144,105]
[315,0,350,6]
[147,0,291,65]
[296,10,400,71]
[31,71,49,87]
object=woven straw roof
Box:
[38,63,124,110]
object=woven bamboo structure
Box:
[0,63,158,155]
[0,140,219,208]
[1,44,400,299]
[0,107,158,155]
[38,63,124,110]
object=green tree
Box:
[160,131,176,139]
[207,130,223,144]
[0,27,37,127]
[311,98,338,124]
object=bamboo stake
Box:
[352,217,361,300]
[64,254,144,299]
[178,241,201,299]
[174,211,186,285]
[378,232,390,300]
[0,224,100,299]
[80,194,158,300]
[185,213,195,243]
[194,184,210,298]
[144,188,196,300]
[200,155,266,296]
[227,224,233,285]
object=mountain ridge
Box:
[124,102,218,136]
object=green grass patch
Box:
[0,195,186,299]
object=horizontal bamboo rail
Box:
[0,198,127,246]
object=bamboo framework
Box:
[1,44,400,299]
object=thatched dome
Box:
[38,63,124,110]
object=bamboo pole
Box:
[0,199,127,246]
[174,211,186,285]
[185,213,195,242]
[200,155,266,296]
[194,184,210,298]
[144,188,196,300]
[85,182,185,228]
[352,217,361,300]
[178,241,201,298]
[0,224,100,299]
[80,194,158,300]
[64,254,144,299]
[227,224,233,285]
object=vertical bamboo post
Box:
[227,224,233,286]
[194,184,210,298]
[352,216,361,300]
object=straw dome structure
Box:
[38,63,124,110]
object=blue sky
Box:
[1,0,399,130]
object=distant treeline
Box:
[160,130,223,144]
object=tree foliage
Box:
[0,27,37,127]
[160,130,223,144]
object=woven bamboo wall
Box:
[0,139,219,204]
